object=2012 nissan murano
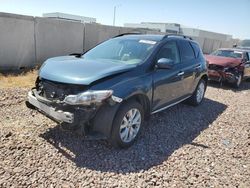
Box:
[26,34,208,148]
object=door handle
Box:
[195,64,201,69]
[177,71,184,76]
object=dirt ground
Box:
[0,81,249,187]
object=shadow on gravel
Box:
[208,79,250,91]
[40,98,227,174]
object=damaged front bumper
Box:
[208,66,240,83]
[208,70,238,83]
[26,88,122,138]
[26,89,99,125]
[27,91,74,123]
[26,77,124,138]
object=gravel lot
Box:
[0,82,249,187]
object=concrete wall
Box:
[181,28,200,38]
[192,37,205,50]
[0,13,35,70]
[0,12,239,71]
[84,24,120,51]
[35,17,84,63]
[182,27,232,41]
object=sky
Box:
[0,0,249,39]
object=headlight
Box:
[64,90,113,105]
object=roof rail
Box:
[163,34,193,40]
[113,32,142,38]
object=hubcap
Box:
[119,108,141,143]
[196,82,205,103]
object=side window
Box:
[178,40,195,61]
[156,41,180,63]
[190,42,202,58]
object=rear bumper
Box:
[27,91,74,123]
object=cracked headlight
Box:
[64,90,113,105]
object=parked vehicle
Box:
[205,48,250,88]
[26,34,208,148]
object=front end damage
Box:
[208,64,242,84]
[26,78,122,138]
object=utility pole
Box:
[113,6,116,26]
[113,4,121,26]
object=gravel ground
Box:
[0,82,249,187]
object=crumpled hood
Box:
[39,56,136,85]
[205,55,242,67]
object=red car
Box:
[205,48,250,88]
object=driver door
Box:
[152,41,184,111]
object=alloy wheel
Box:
[119,108,141,143]
[196,82,205,103]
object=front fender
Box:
[91,73,153,138]
[111,73,153,102]
[91,103,121,138]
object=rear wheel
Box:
[110,100,144,148]
[187,79,206,106]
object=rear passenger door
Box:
[177,40,201,95]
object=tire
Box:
[233,73,242,88]
[187,79,206,106]
[110,100,144,148]
[61,122,79,131]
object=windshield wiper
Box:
[69,53,83,58]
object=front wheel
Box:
[187,79,206,106]
[110,100,144,148]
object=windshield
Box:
[211,50,242,58]
[83,38,157,64]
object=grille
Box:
[37,79,87,101]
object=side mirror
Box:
[156,58,174,69]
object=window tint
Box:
[190,42,201,58]
[156,41,180,63]
[178,40,195,61]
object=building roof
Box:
[42,12,96,23]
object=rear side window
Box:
[190,42,202,58]
[178,40,195,61]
